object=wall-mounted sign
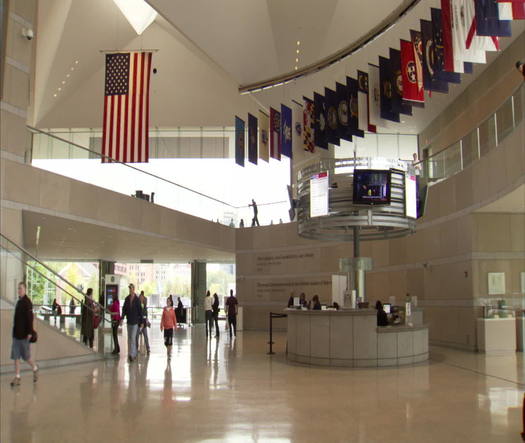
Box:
[310,171,329,218]
[488,272,505,295]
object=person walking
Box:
[212,293,220,338]
[160,297,177,360]
[225,289,238,339]
[136,290,150,355]
[10,282,38,387]
[69,297,76,314]
[249,199,260,227]
[121,284,143,363]
[204,291,214,339]
[109,293,121,354]
[80,288,95,348]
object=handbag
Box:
[29,330,38,343]
[93,315,101,329]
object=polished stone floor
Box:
[1,324,524,443]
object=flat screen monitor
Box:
[383,303,391,314]
[353,169,391,205]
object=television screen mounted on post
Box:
[352,169,391,205]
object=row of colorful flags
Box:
[234,0,524,167]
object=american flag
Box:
[102,52,152,163]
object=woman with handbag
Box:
[81,288,95,348]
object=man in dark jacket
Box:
[10,282,38,386]
[121,283,143,362]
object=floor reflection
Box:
[1,326,524,442]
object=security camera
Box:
[21,28,34,41]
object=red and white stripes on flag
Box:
[102,51,152,163]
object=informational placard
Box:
[310,171,329,217]
[405,174,417,218]
[488,272,505,295]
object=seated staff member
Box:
[375,300,388,327]
[311,295,322,310]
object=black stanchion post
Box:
[267,312,275,355]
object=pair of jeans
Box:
[136,324,150,352]
[127,324,138,359]
[212,311,220,336]
[111,321,120,353]
[228,315,237,337]
[205,310,214,337]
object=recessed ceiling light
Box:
[58,87,62,91]
[70,67,74,71]
[295,58,299,63]
[53,93,57,97]
[75,60,79,64]
[61,80,66,84]
[294,66,298,70]
[296,49,300,54]
[66,74,70,78]
[297,41,300,45]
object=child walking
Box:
[160,297,177,360]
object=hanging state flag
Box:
[281,104,292,159]
[346,77,364,138]
[389,48,413,114]
[325,87,340,146]
[314,92,328,149]
[497,1,524,19]
[451,0,487,67]
[248,113,258,165]
[501,1,525,19]
[400,39,425,104]
[258,110,269,162]
[235,116,245,167]
[292,101,303,157]
[421,19,449,93]
[357,70,375,133]
[368,64,385,129]
[431,8,461,84]
[336,82,352,142]
[270,107,281,160]
[102,51,152,163]
[303,97,315,153]
[475,0,512,36]
[410,30,426,95]
[441,0,456,72]
[379,56,400,122]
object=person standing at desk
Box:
[375,301,388,327]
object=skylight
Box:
[113,0,157,35]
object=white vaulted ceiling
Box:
[32,0,525,134]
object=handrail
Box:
[27,126,236,209]
[415,81,524,166]
[0,233,110,319]
[27,125,288,211]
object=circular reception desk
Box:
[286,309,428,367]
